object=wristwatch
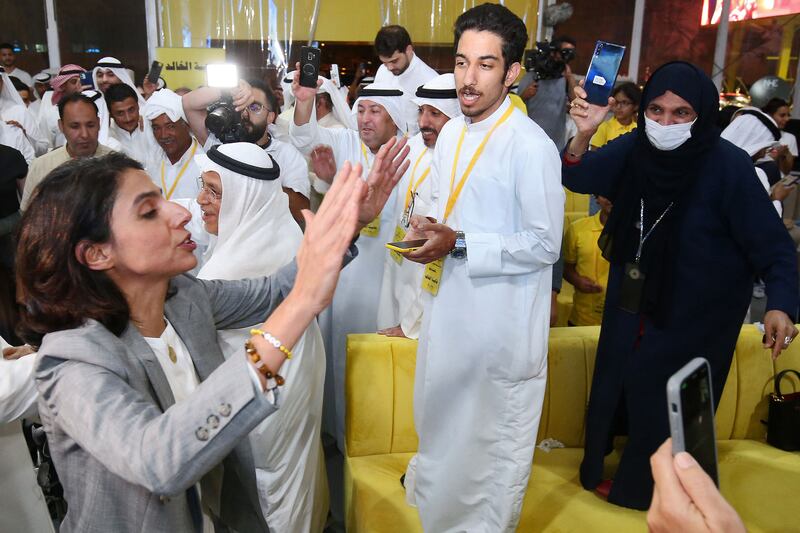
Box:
[450,230,467,259]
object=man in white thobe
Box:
[289,75,408,450]
[105,83,159,165]
[374,25,438,136]
[376,73,461,340]
[0,67,45,157]
[402,5,564,531]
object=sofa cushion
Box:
[345,440,800,532]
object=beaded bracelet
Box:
[244,339,285,387]
[250,328,293,359]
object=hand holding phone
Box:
[147,61,163,85]
[299,46,321,88]
[385,239,428,253]
[583,41,626,106]
[666,357,719,486]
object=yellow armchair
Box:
[344,326,800,532]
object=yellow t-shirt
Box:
[590,116,637,148]
[563,212,610,326]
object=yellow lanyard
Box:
[443,105,514,223]
[360,142,373,172]
[160,139,198,201]
[404,148,430,211]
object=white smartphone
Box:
[666,357,719,486]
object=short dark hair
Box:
[375,25,412,57]
[248,79,278,113]
[9,76,28,92]
[58,93,99,120]
[0,43,13,52]
[762,98,790,117]
[104,83,138,107]
[552,35,577,49]
[612,82,642,107]
[453,3,527,70]
[16,153,144,345]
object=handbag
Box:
[766,369,800,451]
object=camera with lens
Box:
[205,94,246,144]
[524,41,575,81]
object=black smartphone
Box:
[666,357,719,486]
[299,46,321,88]
[147,61,163,84]
[583,41,626,106]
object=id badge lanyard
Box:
[634,198,674,269]
[400,148,430,228]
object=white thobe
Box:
[376,133,432,339]
[376,53,437,136]
[289,112,399,448]
[0,336,38,423]
[0,120,34,163]
[0,102,46,156]
[145,139,210,270]
[264,136,311,198]
[410,97,564,532]
[110,118,160,166]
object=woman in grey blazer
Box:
[13,140,409,532]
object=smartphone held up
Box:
[583,41,626,106]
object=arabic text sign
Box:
[155,48,227,90]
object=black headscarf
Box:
[598,61,721,323]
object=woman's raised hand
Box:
[292,161,366,314]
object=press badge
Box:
[390,225,406,265]
[619,262,645,313]
[422,258,444,296]
[360,215,381,237]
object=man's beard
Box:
[242,118,267,143]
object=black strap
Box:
[58,69,84,77]
[415,86,457,99]
[206,145,281,181]
[96,61,125,69]
[358,87,403,98]
[737,109,781,141]
[774,369,800,398]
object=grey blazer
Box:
[34,263,299,533]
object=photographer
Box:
[183,79,311,226]
[517,35,578,150]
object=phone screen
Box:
[584,41,626,106]
[677,363,719,485]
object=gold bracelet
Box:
[250,328,292,359]
[244,340,285,386]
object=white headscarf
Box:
[410,73,462,120]
[81,89,120,150]
[281,71,296,110]
[196,143,301,280]
[0,68,25,112]
[141,88,186,123]
[318,76,356,130]
[721,107,780,157]
[352,78,406,135]
[92,56,146,106]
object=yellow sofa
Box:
[344,326,800,532]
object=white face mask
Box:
[645,116,696,151]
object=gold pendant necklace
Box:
[168,345,177,364]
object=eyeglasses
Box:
[197,177,221,202]
[246,102,266,114]
[613,100,635,108]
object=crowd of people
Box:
[0,3,798,532]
